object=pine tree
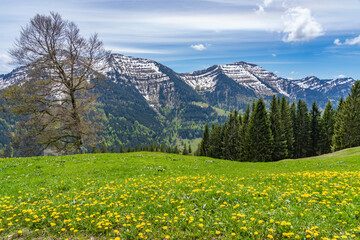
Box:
[332,97,345,151]
[101,143,108,153]
[238,104,250,161]
[269,95,287,161]
[251,100,256,113]
[280,97,295,158]
[199,123,210,156]
[223,110,240,160]
[173,145,179,154]
[320,101,336,154]
[309,101,322,156]
[110,146,115,153]
[294,100,311,158]
[183,143,188,155]
[91,146,100,153]
[245,99,273,162]
[332,81,360,150]
[209,124,223,159]
[188,144,192,154]
[120,145,125,153]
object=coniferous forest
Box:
[198,81,360,161]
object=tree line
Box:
[198,81,360,161]
[91,142,192,155]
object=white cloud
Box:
[334,35,360,46]
[334,38,342,45]
[282,7,324,42]
[345,35,360,45]
[191,44,208,51]
[256,5,265,14]
[263,0,273,7]
[272,53,277,57]
[256,0,273,14]
[336,74,346,78]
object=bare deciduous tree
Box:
[2,12,110,156]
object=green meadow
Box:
[1,148,360,239]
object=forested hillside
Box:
[199,81,360,161]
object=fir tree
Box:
[223,110,240,161]
[332,97,345,151]
[199,123,210,156]
[183,143,188,155]
[245,99,273,162]
[309,101,322,156]
[91,146,100,153]
[120,145,125,153]
[110,146,115,153]
[280,96,295,158]
[101,143,108,153]
[160,144,166,153]
[173,145,179,154]
[269,95,287,161]
[188,144,192,154]
[320,101,336,154]
[294,100,311,158]
[209,124,223,159]
[290,102,297,156]
[332,81,360,150]
[238,104,250,161]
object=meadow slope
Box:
[1,148,360,239]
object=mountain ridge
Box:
[0,53,356,152]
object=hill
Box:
[1,148,360,239]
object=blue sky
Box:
[1,0,360,79]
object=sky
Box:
[1,0,360,79]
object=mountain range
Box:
[0,54,356,151]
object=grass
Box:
[191,102,230,116]
[1,148,360,239]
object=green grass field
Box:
[1,148,360,239]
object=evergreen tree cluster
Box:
[90,142,184,155]
[198,95,342,162]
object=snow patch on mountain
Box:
[0,67,28,90]
[220,63,274,96]
[108,54,175,110]
[179,65,219,92]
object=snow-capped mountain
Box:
[180,62,356,99]
[0,54,356,111]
